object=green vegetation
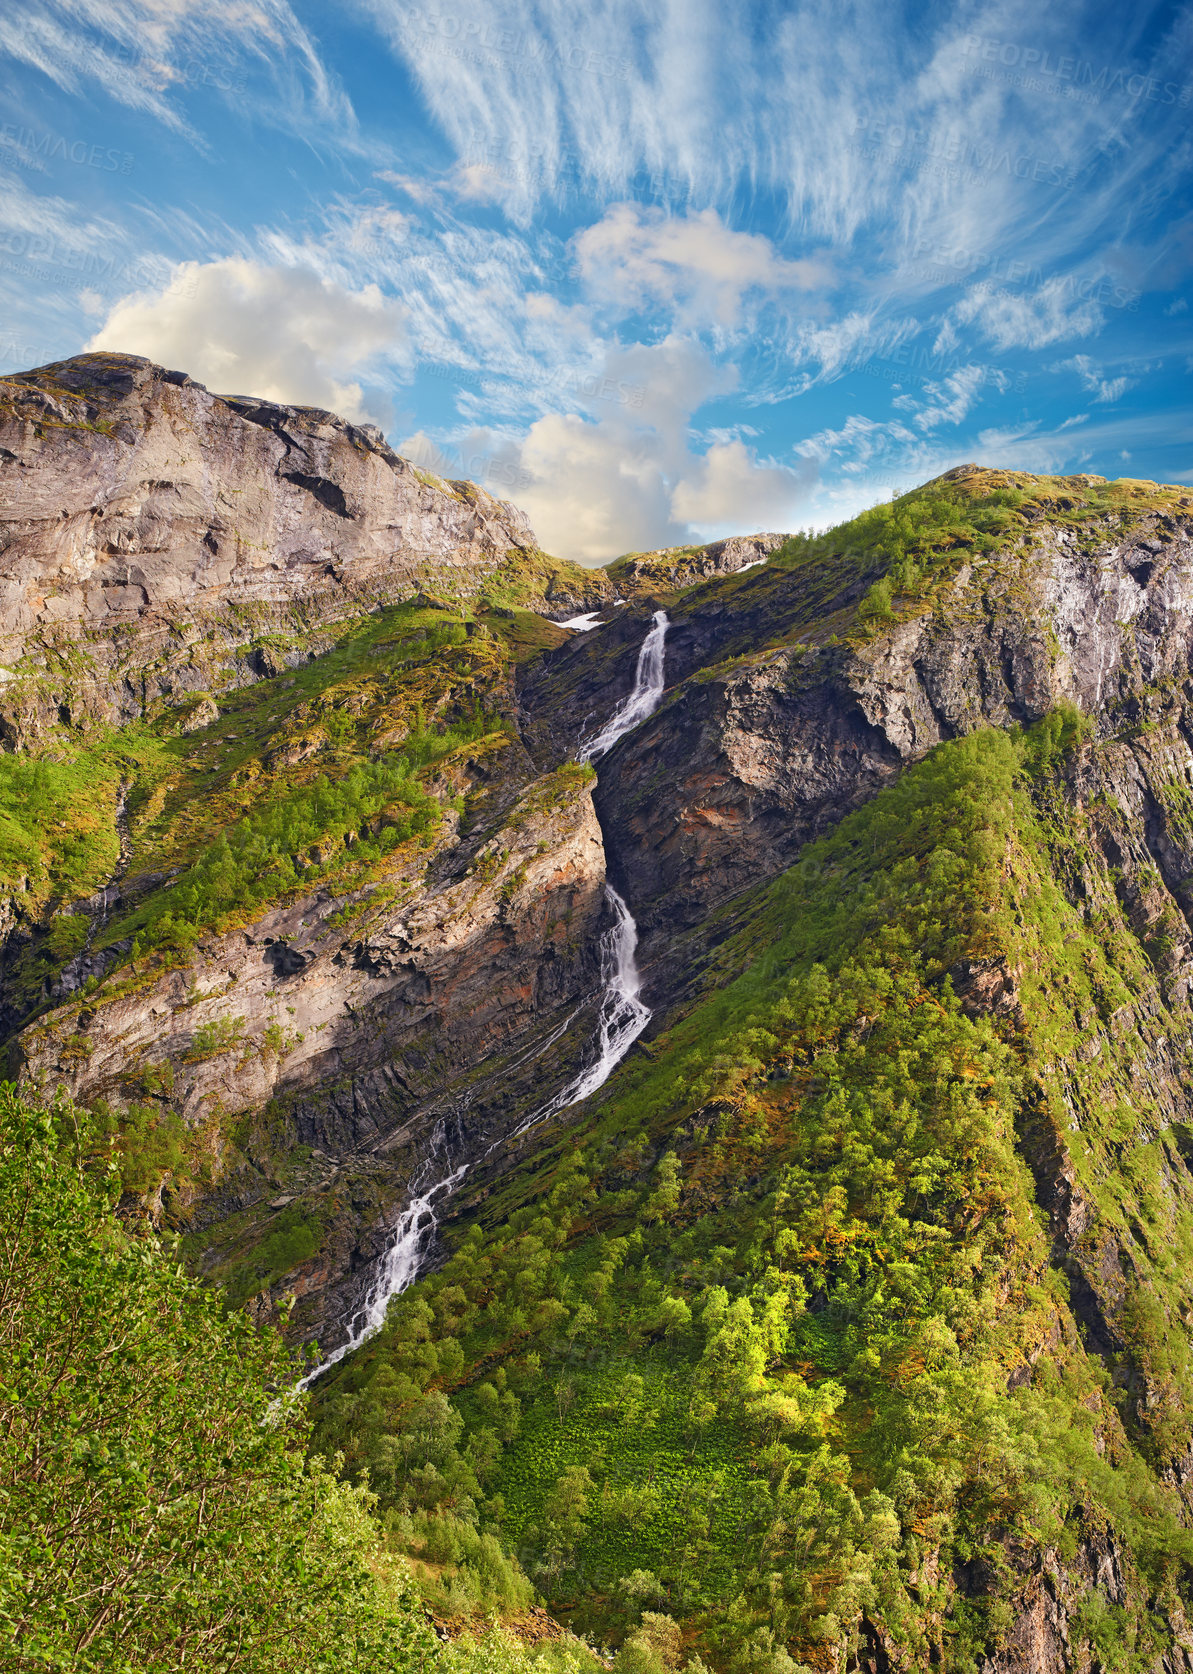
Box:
[117,716,494,959]
[0,724,167,913]
[6,465,1193,1669]
[673,466,1190,661]
[309,721,1193,1670]
[0,600,561,1018]
[478,547,607,615]
[772,476,1027,585]
[0,1086,607,1671]
[0,1087,438,1672]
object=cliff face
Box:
[10,362,1193,1668]
[591,506,1193,945]
[0,352,604,739]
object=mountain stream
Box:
[299,611,669,1387]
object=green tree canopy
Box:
[0,1087,438,1673]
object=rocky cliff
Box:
[0,352,606,740]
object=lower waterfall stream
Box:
[298,610,670,1387]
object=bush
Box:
[0,1087,438,1672]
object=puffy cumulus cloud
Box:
[516,411,682,560]
[87,257,405,419]
[574,204,831,327]
[474,337,816,562]
[384,337,809,562]
[948,277,1104,352]
[670,439,814,532]
[395,430,457,476]
[1050,353,1136,404]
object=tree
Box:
[644,1153,682,1223]
[697,1288,768,1400]
[0,1088,437,1673]
[537,1465,594,1577]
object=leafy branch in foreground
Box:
[0,1087,438,1673]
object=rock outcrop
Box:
[0,352,604,739]
[605,530,788,596]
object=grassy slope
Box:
[657,467,1191,660]
[310,717,1193,1672]
[1,599,569,1013]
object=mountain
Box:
[5,354,1193,1671]
[0,352,603,742]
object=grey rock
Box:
[0,352,550,738]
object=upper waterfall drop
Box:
[577,609,669,762]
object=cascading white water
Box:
[577,609,669,761]
[507,883,649,1140]
[296,1128,469,1391]
[298,612,668,1387]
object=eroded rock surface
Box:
[0,352,604,738]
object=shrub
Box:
[0,1087,437,1672]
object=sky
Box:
[0,1,1190,564]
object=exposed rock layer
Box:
[0,353,603,738]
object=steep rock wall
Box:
[0,352,603,737]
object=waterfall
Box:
[507,883,650,1140]
[296,1134,470,1391]
[298,611,667,1387]
[577,609,669,761]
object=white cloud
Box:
[948,278,1105,352]
[0,0,356,146]
[1050,353,1135,404]
[375,170,436,204]
[396,430,458,476]
[86,257,405,419]
[911,365,987,431]
[514,411,682,559]
[451,162,510,203]
[796,412,918,473]
[574,203,831,326]
[435,335,817,562]
[670,439,812,532]
[779,310,901,396]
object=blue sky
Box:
[0,0,1190,563]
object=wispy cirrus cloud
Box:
[0,0,357,146]
[1050,351,1137,402]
